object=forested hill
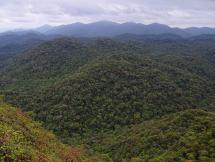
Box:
[0,36,214,161]
[84,109,215,161]
[0,38,126,80]
[17,54,214,136]
[0,97,107,161]
[0,32,45,65]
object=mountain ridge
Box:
[2,21,215,38]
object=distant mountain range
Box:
[1,21,215,38]
[36,21,215,37]
[0,21,215,68]
[1,26,215,65]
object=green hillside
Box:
[7,54,214,138]
[0,38,130,92]
[0,96,107,162]
[0,38,126,79]
[84,109,215,161]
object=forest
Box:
[0,34,214,161]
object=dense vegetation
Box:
[0,36,215,161]
[0,32,46,66]
[9,54,214,136]
[83,109,215,161]
[0,38,129,92]
[0,96,107,161]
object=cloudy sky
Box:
[0,0,215,31]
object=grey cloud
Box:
[0,0,215,31]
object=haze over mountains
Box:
[1,21,215,62]
[2,21,215,38]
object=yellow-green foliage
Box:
[0,97,105,162]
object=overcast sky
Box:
[0,0,215,31]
